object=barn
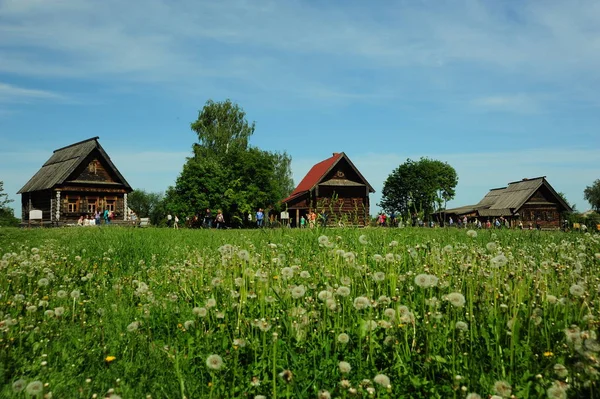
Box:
[442,177,572,228]
[18,137,132,225]
[282,152,374,227]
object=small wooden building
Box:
[442,177,572,228]
[282,152,375,226]
[18,137,133,225]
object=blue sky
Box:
[1,0,599,216]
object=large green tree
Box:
[165,100,293,226]
[379,158,458,219]
[584,180,600,211]
[0,181,19,226]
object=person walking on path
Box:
[256,208,264,228]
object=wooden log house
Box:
[441,177,572,229]
[282,152,375,226]
[18,137,133,225]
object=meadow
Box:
[0,226,599,399]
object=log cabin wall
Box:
[21,190,53,222]
[317,186,368,225]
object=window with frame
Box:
[106,200,115,212]
[67,199,79,213]
[87,198,97,213]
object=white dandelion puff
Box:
[206,354,224,370]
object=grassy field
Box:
[0,226,599,398]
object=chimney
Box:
[333,152,340,156]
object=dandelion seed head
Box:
[25,380,43,396]
[569,284,585,297]
[337,333,350,344]
[206,354,224,370]
[12,378,26,392]
[493,380,512,397]
[358,235,369,245]
[467,229,477,238]
[353,296,371,310]
[338,361,352,373]
[373,374,391,387]
[446,292,466,307]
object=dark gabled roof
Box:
[442,176,572,216]
[18,137,132,193]
[282,152,375,203]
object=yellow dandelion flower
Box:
[273,275,279,280]
[544,351,554,357]
[105,356,116,363]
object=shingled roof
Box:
[282,152,374,203]
[444,177,572,216]
[18,137,132,193]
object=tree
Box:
[584,180,600,211]
[166,100,294,226]
[191,99,255,156]
[128,189,166,225]
[379,158,458,220]
[0,181,19,227]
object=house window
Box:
[88,160,97,174]
[106,199,116,212]
[67,199,79,213]
[87,198,97,213]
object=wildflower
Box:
[358,235,369,245]
[466,229,477,238]
[372,272,385,282]
[490,254,508,268]
[446,292,466,308]
[25,380,44,396]
[318,235,330,246]
[237,250,250,261]
[486,242,497,252]
[584,338,600,352]
[466,394,481,399]
[338,361,351,373]
[193,307,207,317]
[373,254,383,262]
[299,271,311,278]
[373,374,391,387]
[455,321,469,331]
[553,363,568,378]
[279,369,293,383]
[546,295,558,304]
[353,296,371,310]
[493,380,512,397]
[127,321,139,332]
[291,285,306,299]
[337,333,350,344]
[54,307,65,317]
[233,338,246,348]
[206,298,217,308]
[56,290,67,299]
[414,274,429,288]
[384,308,396,319]
[389,240,398,247]
[206,354,224,370]
[318,290,333,301]
[443,244,453,253]
[569,284,585,297]
[318,390,331,399]
[340,276,352,286]
[546,381,568,399]
[184,320,194,330]
[44,310,54,317]
[336,286,351,297]
[105,356,116,363]
[12,378,26,392]
[281,267,294,280]
[343,252,356,263]
[37,278,49,287]
[254,396,266,399]
[26,305,37,313]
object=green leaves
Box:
[380,158,458,219]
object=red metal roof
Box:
[282,152,343,203]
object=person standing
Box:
[256,208,264,228]
[204,208,212,228]
[167,213,172,228]
[215,210,225,229]
[174,215,179,229]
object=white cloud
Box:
[1,0,599,106]
[0,82,65,103]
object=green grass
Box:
[0,226,599,398]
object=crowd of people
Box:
[76,209,115,226]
